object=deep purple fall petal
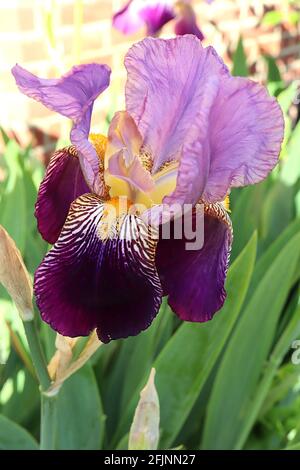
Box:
[156,203,233,322]
[12,63,111,195]
[34,194,162,343]
[35,146,90,244]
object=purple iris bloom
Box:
[12,36,283,343]
[174,2,204,40]
[113,0,204,40]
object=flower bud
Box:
[0,225,33,321]
[129,368,160,450]
[45,330,101,396]
[48,334,77,380]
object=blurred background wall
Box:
[0,0,299,158]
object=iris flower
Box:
[113,0,204,40]
[12,35,283,343]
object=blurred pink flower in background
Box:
[113,0,204,39]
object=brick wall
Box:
[0,0,299,158]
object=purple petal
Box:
[125,36,226,204]
[12,63,111,196]
[174,2,204,40]
[113,0,175,36]
[113,0,145,34]
[140,0,175,35]
[126,36,284,206]
[106,111,154,193]
[202,77,284,202]
[155,202,233,321]
[35,146,90,244]
[34,194,162,343]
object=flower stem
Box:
[40,394,57,450]
[23,319,57,450]
[23,319,51,391]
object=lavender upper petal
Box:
[125,36,228,205]
[126,36,283,206]
[12,63,111,195]
[202,77,284,202]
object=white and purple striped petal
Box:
[34,193,162,342]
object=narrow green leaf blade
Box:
[236,303,300,448]
[231,182,267,260]
[265,55,282,83]
[248,218,300,298]
[232,37,248,77]
[55,365,106,450]
[0,414,38,449]
[0,141,27,254]
[281,120,300,186]
[202,232,300,449]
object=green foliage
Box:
[0,47,300,451]
[232,37,248,77]
[202,233,300,449]
[262,10,300,27]
[0,415,38,450]
[0,141,27,254]
[55,365,106,449]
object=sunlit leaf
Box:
[281,120,300,186]
[262,10,283,27]
[260,181,294,248]
[231,181,268,260]
[0,141,27,254]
